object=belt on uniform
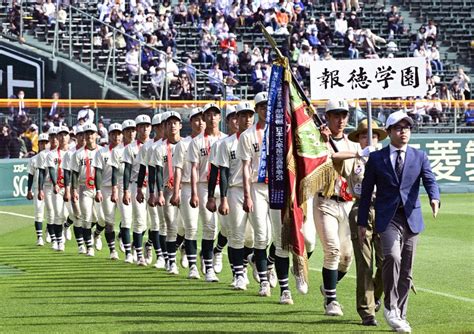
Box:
[318,193,347,202]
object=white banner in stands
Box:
[310,57,427,100]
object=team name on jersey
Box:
[79,158,91,166]
[252,143,259,153]
[200,148,208,157]
[230,150,236,160]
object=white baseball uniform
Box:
[109,143,133,227]
[36,148,55,226]
[28,153,45,222]
[93,144,118,225]
[46,147,69,226]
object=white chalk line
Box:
[0,210,472,303]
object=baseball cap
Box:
[108,123,122,133]
[83,123,98,133]
[48,127,58,135]
[236,101,254,114]
[385,110,414,129]
[152,113,163,126]
[203,103,221,114]
[75,125,84,135]
[134,114,152,125]
[122,119,136,130]
[161,111,171,122]
[166,111,182,121]
[223,104,237,119]
[254,92,268,106]
[189,107,203,120]
[325,99,349,113]
[57,126,69,134]
[99,138,108,145]
[38,133,49,142]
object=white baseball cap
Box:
[203,103,221,114]
[57,126,69,134]
[236,101,254,114]
[134,114,152,125]
[223,104,237,119]
[254,92,268,106]
[99,138,108,145]
[152,113,163,125]
[161,111,171,122]
[48,127,58,135]
[108,123,122,133]
[75,125,84,135]
[122,119,136,130]
[166,111,182,121]
[325,100,349,113]
[385,110,414,129]
[38,133,49,142]
[83,123,98,133]
[189,107,203,119]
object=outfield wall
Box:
[0,134,472,205]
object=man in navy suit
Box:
[358,111,440,333]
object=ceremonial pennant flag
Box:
[281,65,334,279]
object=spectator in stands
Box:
[250,46,263,66]
[238,44,252,74]
[8,4,21,36]
[56,5,67,31]
[0,125,10,159]
[227,47,239,74]
[322,49,334,61]
[22,124,38,156]
[274,8,290,35]
[387,5,404,36]
[159,0,172,16]
[208,63,224,96]
[98,25,113,49]
[262,47,272,64]
[224,74,239,101]
[317,15,332,48]
[199,32,216,67]
[428,45,443,76]
[47,92,63,125]
[240,0,254,26]
[187,3,201,26]
[8,130,27,159]
[252,62,268,94]
[33,0,46,24]
[347,0,360,13]
[330,0,346,16]
[150,66,166,97]
[310,46,320,61]
[98,119,108,142]
[416,26,427,45]
[450,68,471,100]
[334,12,347,40]
[125,44,147,76]
[165,53,180,83]
[410,97,432,125]
[427,94,443,124]
[220,33,237,52]
[297,40,311,80]
[344,27,359,59]
[42,0,55,26]
[11,90,28,120]
[98,0,111,22]
[307,28,320,48]
[361,29,386,59]
[182,57,196,84]
[141,46,159,73]
[425,19,437,43]
[439,84,452,114]
[173,0,187,25]
[347,11,361,31]
[306,17,318,35]
[226,2,240,32]
[172,71,193,100]
[293,4,306,22]
[75,105,94,132]
[215,15,230,40]
[291,65,303,83]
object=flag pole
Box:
[367,97,373,147]
[256,22,338,153]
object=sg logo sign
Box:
[12,163,28,198]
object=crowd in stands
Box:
[2,0,472,143]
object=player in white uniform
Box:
[170,107,205,279]
[187,103,227,282]
[206,104,238,277]
[315,100,359,316]
[93,123,123,260]
[137,113,167,269]
[110,120,136,262]
[26,133,50,246]
[216,101,256,290]
[237,92,294,304]
[38,127,59,245]
[122,114,152,266]
[71,123,100,257]
[148,111,183,275]
[45,126,70,252]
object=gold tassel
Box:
[292,252,309,284]
[299,159,337,206]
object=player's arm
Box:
[218,165,230,215]
[27,172,34,200]
[94,167,103,202]
[156,165,165,206]
[206,163,219,212]
[242,159,253,213]
[136,163,147,203]
[190,162,199,208]
[170,166,182,206]
[71,170,79,202]
[122,162,132,205]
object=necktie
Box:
[395,150,404,181]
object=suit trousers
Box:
[349,200,384,320]
[380,208,418,320]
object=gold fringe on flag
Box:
[299,159,337,206]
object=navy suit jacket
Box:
[357,145,440,234]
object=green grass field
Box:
[0,194,473,333]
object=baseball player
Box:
[37,127,58,246]
[110,119,136,262]
[137,113,167,269]
[93,123,123,260]
[62,126,87,253]
[26,133,50,246]
[147,111,183,275]
[315,99,359,316]
[237,92,294,304]
[206,104,239,276]
[170,107,205,279]
[70,123,100,257]
[45,125,70,252]
[216,101,256,290]
[187,103,227,282]
[122,114,152,266]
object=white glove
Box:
[358,146,376,158]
